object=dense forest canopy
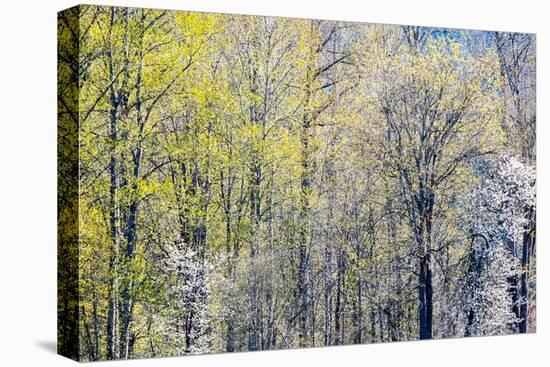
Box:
[57,5,536,361]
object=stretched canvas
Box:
[58,4,536,362]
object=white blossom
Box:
[457,155,535,336]
[162,243,213,354]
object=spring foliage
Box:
[57,5,536,361]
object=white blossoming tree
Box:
[163,242,213,354]
[459,156,535,336]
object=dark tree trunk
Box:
[354,277,363,344]
[323,241,333,346]
[93,292,100,359]
[248,160,262,351]
[297,61,313,347]
[418,253,433,339]
[106,16,120,356]
[418,193,434,340]
[519,208,535,333]
[334,249,344,345]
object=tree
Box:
[495,33,536,163]
[360,26,504,339]
[457,155,535,335]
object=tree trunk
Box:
[418,254,433,339]
[354,277,363,344]
[418,193,434,340]
[519,208,535,333]
[323,241,333,346]
[297,61,313,348]
[334,249,344,345]
[119,19,145,355]
[106,14,120,355]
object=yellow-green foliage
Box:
[58,5,536,361]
